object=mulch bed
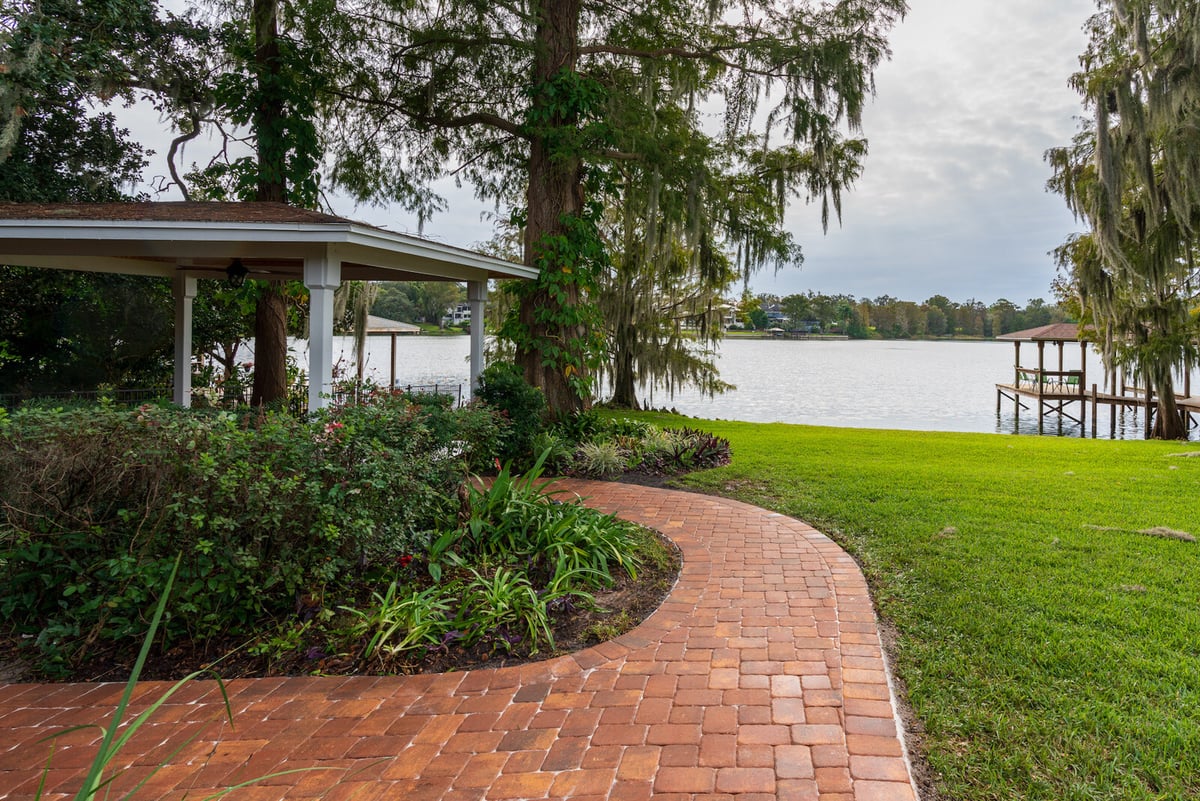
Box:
[0,521,681,685]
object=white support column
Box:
[468,280,488,393]
[305,254,342,411]
[172,275,197,408]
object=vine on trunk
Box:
[501,202,609,406]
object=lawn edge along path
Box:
[0,480,917,801]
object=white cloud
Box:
[758,0,1096,304]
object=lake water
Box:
[306,334,1183,439]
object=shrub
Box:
[0,399,479,672]
[474,362,546,467]
[330,390,504,474]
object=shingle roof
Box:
[996,323,1092,342]
[0,201,350,225]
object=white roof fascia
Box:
[0,253,175,277]
[341,225,537,280]
[0,219,536,281]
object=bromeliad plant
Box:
[547,414,734,479]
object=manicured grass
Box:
[632,414,1200,801]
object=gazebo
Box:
[0,202,536,410]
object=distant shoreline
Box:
[722,331,996,343]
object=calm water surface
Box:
[312,335,1170,439]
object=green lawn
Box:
[635,414,1200,801]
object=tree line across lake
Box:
[739,292,1072,340]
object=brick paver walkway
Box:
[0,481,916,801]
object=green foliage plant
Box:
[450,450,565,559]
[463,451,640,588]
[455,564,554,653]
[474,361,547,467]
[529,429,574,472]
[550,408,605,445]
[416,449,641,655]
[341,582,454,664]
[529,502,640,589]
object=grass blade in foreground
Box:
[38,554,330,800]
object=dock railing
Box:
[1015,368,1085,395]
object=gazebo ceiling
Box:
[0,201,536,284]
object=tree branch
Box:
[579,41,791,79]
[325,87,526,137]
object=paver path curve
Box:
[0,481,916,801]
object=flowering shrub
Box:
[0,397,501,673]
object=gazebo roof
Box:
[0,201,536,283]
[996,323,1091,343]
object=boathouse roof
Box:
[996,323,1091,343]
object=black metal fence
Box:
[1,382,465,412]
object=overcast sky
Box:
[135,0,1098,306]
[751,0,1099,306]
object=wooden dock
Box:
[994,324,1198,438]
[995,380,1200,437]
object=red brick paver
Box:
[0,481,916,800]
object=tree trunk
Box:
[250,286,288,406]
[1150,369,1188,439]
[253,0,285,204]
[610,349,640,409]
[517,0,587,417]
[249,0,290,406]
[610,311,640,409]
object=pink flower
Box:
[323,421,345,435]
